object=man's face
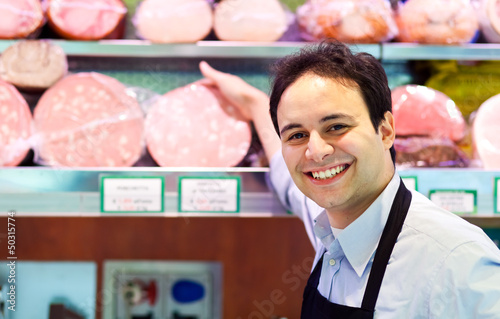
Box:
[277,73,395,222]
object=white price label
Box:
[101,177,164,212]
[429,190,477,215]
[179,177,240,213]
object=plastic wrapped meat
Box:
[0,0,45,39]
[33,72,145,167]
[395,0,478,44]
[392,85,466,142]
[0,40,68,92]
[213,0,288,42]
[392,85,469,167]
[0,80,32,166]
[47,0,127,40]
[475,0,500,43]
[472,94,500,168]
[145,83,252,167]
[296,0,398,43]
[134,0,213,43]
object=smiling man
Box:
[200,40,500,318]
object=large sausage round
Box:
[47,0,127,40]
[33,72,144,167]
[0,40,68,92]
[0,79,32,166]
[213,0,288,42]
[134,0,213,43]
[0,0,44,39]
[472,94,500,168]
[391,85,466,141]
[145,83,252,167]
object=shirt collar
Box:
[313,173,401,277]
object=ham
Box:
[134,0,213,43]
[33,72,144,167]
[213,0,288,42]
[395,0,478,44]
[0,40,68,92]
[391,85,466,142]
[296,0,398,43]
[0,79,32,166]
[0,0,44,39]
[47,0,127,40]
[145,83,252,167]
[472,94,500,169]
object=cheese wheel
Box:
[391,85,466,142]
[296,0,398,43]
[0,80,32,166]
[0,40,68,92]
[47,0,127,40]
[472,94,500,168]
[0,0,44,39]
[145,83,252,167]
[395,0,478,44]
[33,72,144,167]
[213,0,288,42]
[134,0,213,43]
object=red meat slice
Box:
[0,0,44,39]
[33,72,144,167]
[145,83,252,167]
[0,79,32,166]
[391,85,466,142]
[473,94,500,168]
[47,0,127,40]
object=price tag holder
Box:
[178,176,240,213]
[401,176,418,191]
[100,176,164,213]
[429,189,477,215]
[495,177,500,214]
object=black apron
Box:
[301,179,412,319]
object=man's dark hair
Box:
[269,40,396,163]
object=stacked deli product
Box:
[472,94,500,168]
[33,72,145,167]
[134,0,213,43]
[213,0,289,42]
[145,83,252,167]
[0,0,45,39]
[395,0,478,44]
[391,85,469,167]
[0,80,33,166]
[296,0,398,43]
[46,0,127,40]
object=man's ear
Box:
[379,111,396,150]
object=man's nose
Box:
[305,131,333,162]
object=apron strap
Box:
[361,179,412,311]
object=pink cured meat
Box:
[0,0,44,39]
[391,85,466,141]
[34,72,144,167]
[0,80,32,166]
[145,84,252,167]
[47,0,127,40]
[135,0,213,43]
[472,94,500,168]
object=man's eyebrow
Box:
[320,113,356,123]
[280,123,302,136]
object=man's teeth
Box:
[312,165,346,180]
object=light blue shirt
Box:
[269,152,500,318]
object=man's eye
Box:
[289,132,306,140]
[329,124,347,131]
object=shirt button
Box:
[329,258,336,266]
